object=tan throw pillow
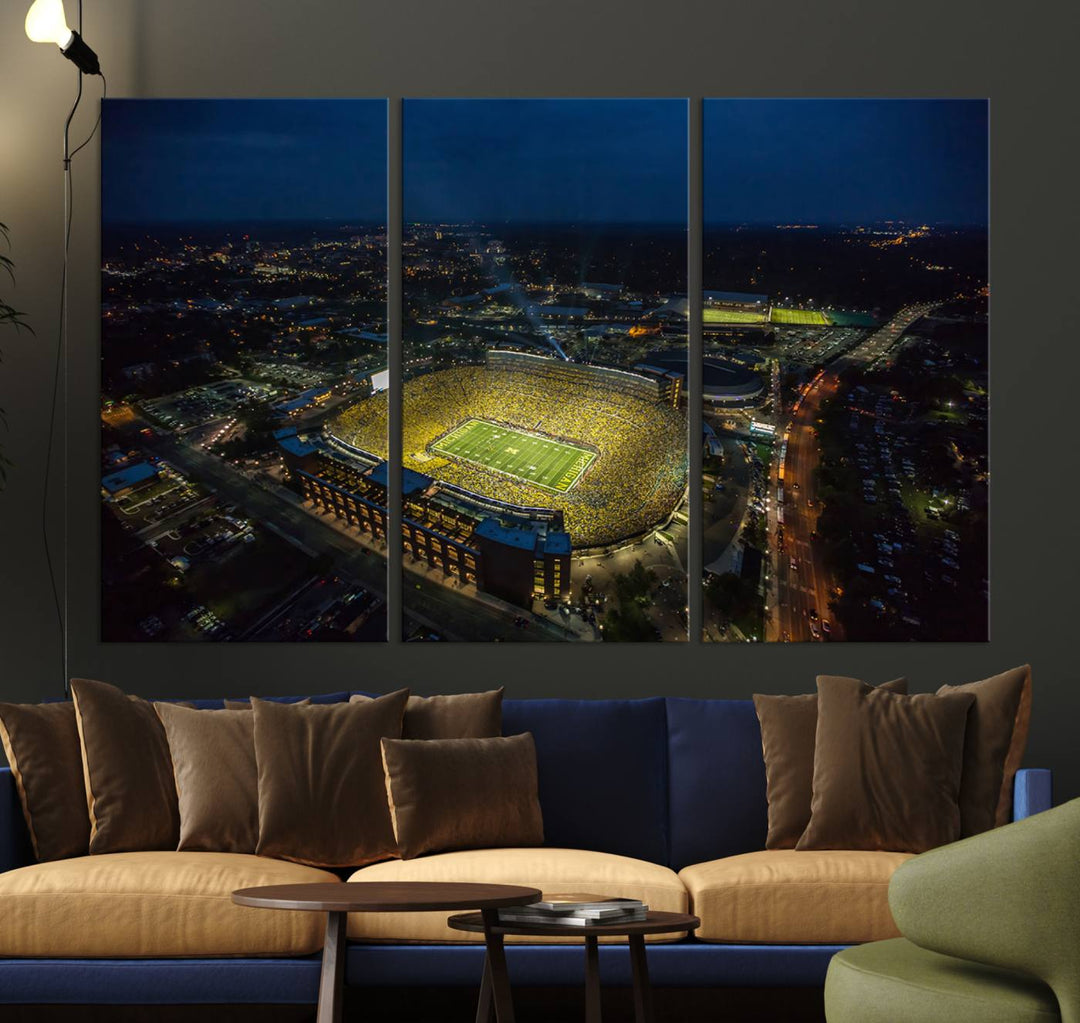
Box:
[938,665,1032,835]
[753,677,907,849]
[0,702,89,862]
[381,734,544,860]
[797,676,974,854]
[71,678,181,854]
[155,704,260,854]
[350,689,504,739]
[253,690,409,868]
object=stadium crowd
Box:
[330,357,687,547]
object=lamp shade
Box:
[25,0,74,48]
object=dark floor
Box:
[5,987,827,1023]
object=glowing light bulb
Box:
[25,0,74,49]
[24,0,100,74]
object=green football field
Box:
[432,418,596,493]
[769,307,831,326]
[703,307,767,324]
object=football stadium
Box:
[329,351,688,549]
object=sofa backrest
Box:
[502,698,670,865]
[503,697,769,869]
[665,698,768,870]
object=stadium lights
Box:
[25,0,101,74]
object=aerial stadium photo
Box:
[700,99,989,643]
[100,100,389,642]
[360,98,688,642]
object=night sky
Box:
[100,98,986,228]
[705,99,988,227]
[405,99,688,225]
[102,99,387,224]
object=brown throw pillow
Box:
[350,689,503,739]
[155,704,259,854]
[753,677,907,849]
[0,702,89,861]
[797,676,974,853]
[71,678,181,854]
[381,734,544,859]
[938,665,1032,835]
[253,689,409,868]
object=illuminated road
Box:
[766,302,938,641]
[771,372,843,641]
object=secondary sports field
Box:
[769,307,830,326]
[703,307,767,324]
[431,418,596,494]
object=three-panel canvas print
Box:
[100,98,988,644]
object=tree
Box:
[603,560,660,642]
[705,570,758,622]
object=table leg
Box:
[584,934,602,1023]
[629,933,654,1023]
[316,910,347,1023]
[475,952,495,1023]
[481,909,516,1023]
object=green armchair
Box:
[825,798,1080,1023]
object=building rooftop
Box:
[337,329,387,344]
[473,518,540,552]
[705,290,769,305]
[543,531,572,555]
[473,518,573,555]
[274,387,331,414]
[366,461,432,496]
[528,305,590,318]
[278,436,319,458]
[101,461,159,494]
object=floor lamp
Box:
[24,0,105,697]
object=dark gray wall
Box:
[1,1,1077,800]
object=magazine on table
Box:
[498,893,648,926]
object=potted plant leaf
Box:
[0,221,34,489]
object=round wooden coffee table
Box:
[448,909,700,1023]
[233,881,541,1023]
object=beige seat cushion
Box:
[679,850,914,944]
[0,852,340,957]
[347,847,687,943]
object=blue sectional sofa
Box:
[0,695,1052,1006]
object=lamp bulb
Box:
[25,0,74,49]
